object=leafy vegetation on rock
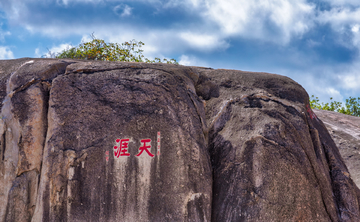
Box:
[43,33,178,64]
[310,95,360,117]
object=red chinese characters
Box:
[112,132,160,158]
[136,139,154,157]
[114,138,130,157]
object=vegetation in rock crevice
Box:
[310,95,360,117]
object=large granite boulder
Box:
[0,58,359,221]
[313,109,360,188]
[195,69,360,221]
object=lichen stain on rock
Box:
[12,82,48,176]
[4,170,39,222]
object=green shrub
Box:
[310,95,360,117]
[44,33,178,64]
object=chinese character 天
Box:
[136,139,154,157]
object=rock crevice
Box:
[0,59,72,221]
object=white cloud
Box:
[325,87,342,100]
[50,43,74,53]
[186,0,201,8]
[0,1,22,23]
[0,46,15,59]
[179,32,229,51]
[113,4,132,17]
[56,0,103,6]
[351,24,360,33]
[352,29,360,47]
[202,0,315,44]
[1,0,317,45]
[102,28,224,58]
[0,31,10,42]
[316,7,360,48]
[34,48,41,57]
[317,7,360,29]
[178,54,209,67]
[0,23,11,42]
[56,0,69,5]
[320,0,360,7]
[41,43,74,58]
[339,73,360,90]
[178,55,192,66]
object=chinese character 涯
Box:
[136,139,154,157]
[114,138,130,157]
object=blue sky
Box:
[0,0,359,105]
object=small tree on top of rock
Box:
[310,95,360,117]
[44,33,178,64]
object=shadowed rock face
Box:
[313,109,360,188]
[0,58,359,222]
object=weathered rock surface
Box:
[313,109,360,188]
[193,68,360,221]
[0,59,212,222]
[0,58,359,221]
